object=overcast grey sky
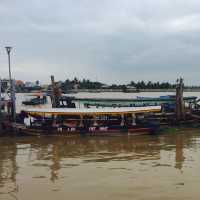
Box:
[1,0,200,85]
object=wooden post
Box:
[176,79,180,121]
[51,75,56,108]
[50,76,61,108]
[176,78,185,122]
[93,115,98,126]
[120,114,125,126]
[132,113,136,126]
[11,80,16,123]
[79,115,84,127]
[180,78,185,119]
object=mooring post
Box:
[50,75,56,108]
[79,115,84,127]
[120,114,125,126]
[132,113,136,126]
[176,79,180,121]
[175,78,185,122]
[11,79,16,123]
[180,78,185,120]
[93,115,98,126]
[50,75,61,108]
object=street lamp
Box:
[5,46,16,122]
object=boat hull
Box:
[15,124,156,136]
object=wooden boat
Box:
[22,93,47,105]
[68,95,197,108]
[16,106,161,136]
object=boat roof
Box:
[27,92,46,97]
[62,96,197,102]
[25,106,161,116]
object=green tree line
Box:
[60,78,177,90]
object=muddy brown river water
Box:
[0,129,200,200]
[1,92,200,199]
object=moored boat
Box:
[22,93,47,105]
[59,95,197,109]
[16,106,161,136]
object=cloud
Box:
[0,0,200,85]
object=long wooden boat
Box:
[16,106,161,136]
[59,95,197,108]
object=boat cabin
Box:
[22,93,47,106]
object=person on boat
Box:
[7,100,12,114]
[24,116,32,127]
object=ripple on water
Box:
[0,128,200,199]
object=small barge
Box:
[15,106,161,136]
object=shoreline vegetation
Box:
[2,77,200,93]
[59,88,200,93]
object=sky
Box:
[1,0,200,85]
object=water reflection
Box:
[175,134,185,170]
[0,130,200,199]
[0,138,18,199]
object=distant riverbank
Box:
[64,88,200,93]
[140,88,200,92]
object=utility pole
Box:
[5,47,16,122]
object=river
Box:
[0,92,200,200]
[0,130,200,200]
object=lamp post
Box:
[5,47,12,82]
[5,46,16,122]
